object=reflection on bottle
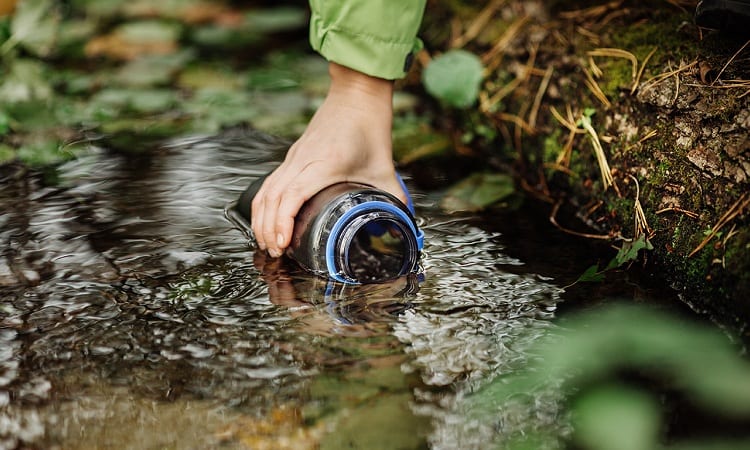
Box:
[251,250,421,327]
[233,173,424,284]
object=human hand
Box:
[251,62,406,258]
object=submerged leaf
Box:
[441,172,515,213]
[422,49,484,108]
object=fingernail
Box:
[257,242,266,251]
[276,233,285,248]
[268,248,281,258]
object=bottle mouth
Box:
[326,202,421,284]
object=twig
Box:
[632,47,658,94]
[481,15,531,66]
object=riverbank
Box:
[403,0,750,332]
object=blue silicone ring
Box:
[325,201,420,284]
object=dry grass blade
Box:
[656,207,699,219]
[629,175,652,237]
[638,129,658,144]
[632,47,658,94]
[579,113,615,192]
[582,66,612,108]
[559,1,624,20]
[452,0,507,48]
[640,59,697,91]
[689,193,750,257]
[481,15,531,66]
[528,66,554,129]
[712,39,750,86]
[587,48,639,80]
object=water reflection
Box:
[1,128,563,449]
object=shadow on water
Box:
[0,128,741,449]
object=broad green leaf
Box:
[113,51,194,87]
[116,20,182,45]
[441,172,514,213]
[7,0,59,56]
[572,384,660,450]
[16,139,69,167]
[422,49,484,108]
[90,88,178,114]
[0,59,52,103]
[177,65,244,91]
[182,88,259,132]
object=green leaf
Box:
[0,59,52,103]
[613,234,653,267]
[8,0,59,56]
[116,20,182,45]
[576,264,605,283]
[244,7,308,34]
[440,172,514,213]
[0,109,10,135]
[0,144,15,164]
[16,139,69,167]
[572,384,660,450]
[422,49,484,108]
[90,88,178,114]
[113,51,194,87]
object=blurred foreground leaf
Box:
[572,385,660,450]
[472,304,750,448]
[422,49,484,108]
[441,172,515,213]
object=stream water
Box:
[0,128,717,449]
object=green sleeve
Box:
[308,0,427,80]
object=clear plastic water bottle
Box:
[234,174,424,284]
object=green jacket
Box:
[309,0,427,80]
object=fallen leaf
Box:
[8,0,59,56]
[0,0,18,17]
[0,59,52,103]
[85,20,182,60]
[441,172,515,213]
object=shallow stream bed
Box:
[0,129,742,449]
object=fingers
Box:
[251,166,320,259]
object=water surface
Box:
[0,129,683,449]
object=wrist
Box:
[328,62,394,109]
